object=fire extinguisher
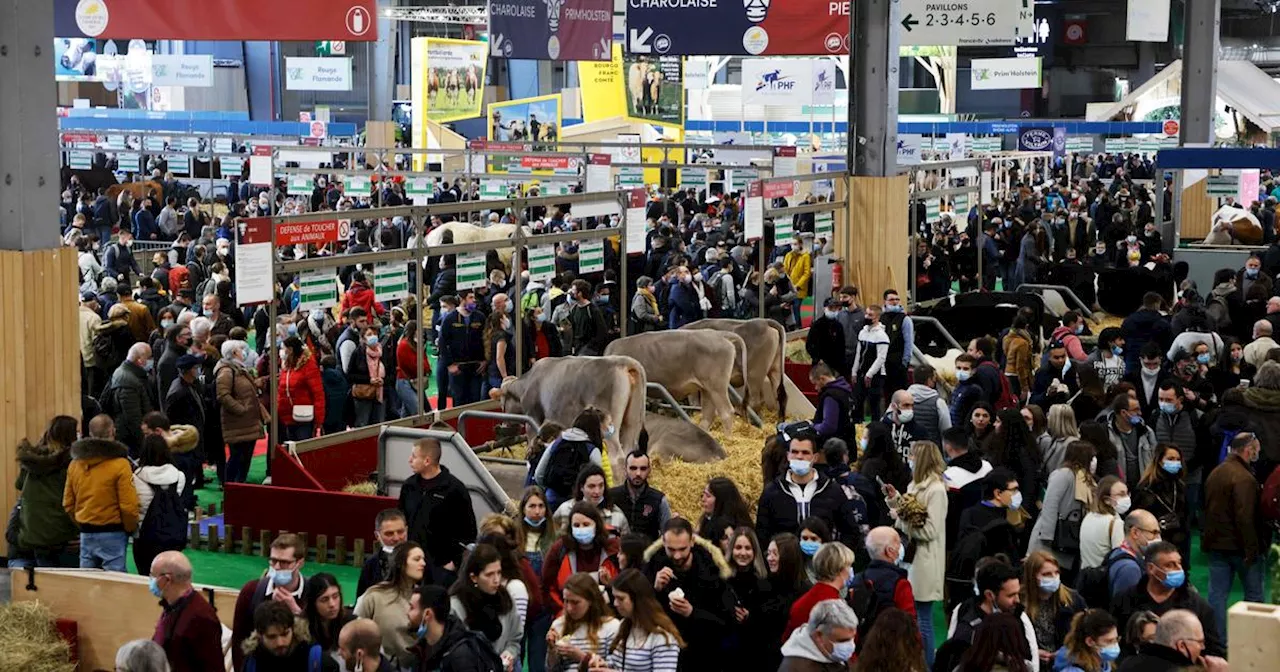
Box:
[830,258,844,290]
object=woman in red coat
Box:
[395,320,431,414]
[278,336,326,441]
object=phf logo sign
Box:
[755,69,795,92]
[813,68,834,95]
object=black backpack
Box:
[93,328,116,363]
[847,574,897,652]
[443,629,505,672]
[1076,547,1136,609]
[543,438,594,496]
[139,482,188,547]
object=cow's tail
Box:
[624,360,648,454]
[733,335,750,411]
[637,426,650,455]
[770,320,789,416]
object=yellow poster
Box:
[577,43,626,122]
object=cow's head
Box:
[496,375,523,414]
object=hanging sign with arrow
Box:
[899,0,1025,46]
[624,0,850,55]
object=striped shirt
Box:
[605,628,681,672]
[507,579,530,631]
[549,617,620,672]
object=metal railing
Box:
[905,315,964,353]
[457,410,541,445]
[1018,284,1095,318]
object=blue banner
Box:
[1017,127,1054,152]
[489,0,612,61]
[624,0,849,56]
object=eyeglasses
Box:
[268,557,296,569]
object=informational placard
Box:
[773,146,798,177]
[373,262,411,302]
[1126,0,1170,42]
[284,57,353,91]
[954,192,971,215]
[220,156,242,177]
[745,182,764,241]
[925,198,941,221]
[528,245,557,282]
[624,0,850,55]
[457,251,488,289]
[945,133,968,159]
[150,54,213,87]
[981,170,993,206]
[625,188,648,255]
[815,212,835,241]
[297,269,340,312]
[55,0,378,42]
[899,0,1024,47]
[1207,174,1239,197]
[579,239,605,274]
[234,218,274,306]
[103,135,124,150]
[212,137,233,153]
[897,134,922,166]
[344,175,371,195]
[586,154,612,193]
[249,145,272,186]
[682,167,708,190]
[69,151,93,169]
[276,218,340,246]
[970,57,1042,90]
[480,180,508,200]
[1238,169,1260,205]
[287,176,312,196]
[774,213,794,244]
[424,39,489,123]
[743,59,817,106]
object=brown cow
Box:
[681,318,787,414]
[497,356,647,481]
[642,412,726,464]
[604,331,742,432]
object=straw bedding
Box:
[0,602,74,672]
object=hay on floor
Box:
[0,602,74,672]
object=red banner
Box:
[237,217,272,245]
[61,132,98,144]
[276,220,341,246]
[56,0,377,41]
[521,156,573,170]
[590,153,612,166]
[762,180,797,199]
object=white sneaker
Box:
[262,476,273,486]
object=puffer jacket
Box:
[132,463,187,529]
[907,382,949,445]
[14,439,79,550]
[62,437,140,533]
[215,359,264,444]
[277,347,326,426]
[1222,386,1280,462]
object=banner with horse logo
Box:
[424,38,488,123]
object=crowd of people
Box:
[50,155,1280,672]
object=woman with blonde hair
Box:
[1038,404,1080,476]
[1078,475,1128,569]
[885,440,948,667]
[598,568,684,672]
[546,572,619,672]
[1020,550,1086,666]
[1026,440,1097,577]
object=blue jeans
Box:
[1208,550,1265,644]
[79,531,128,571]
[8,546,79,569]
[916,600,936,667]
[449,365,482,406]
[396,379,428,416]
[354,399,385,427]
[283,422,313,442]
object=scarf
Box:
[469,591,505,643]
[365,346,385,402]
[641,289,658,315]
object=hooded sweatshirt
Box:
[1051,325,1088,362]
[778,625,848,672]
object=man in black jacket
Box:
[1116,609,1219,672]
[806,298,848,375]
[755,430,861,551]
[411,584,504,672]
[398,438,477,573]
[1111,541,1225,658]
[357,509,408,598]
[645,518,736,672]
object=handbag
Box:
[1051,499,1085,554]
[351,383,380,400]
[285,372,314,423]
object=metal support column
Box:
[372,0,398,122]
[0,0,59,250]
[851,0,901,177]
[1178,0,1221,147]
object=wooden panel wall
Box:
[0,249,81,556]
[1180,179,1214,241]
[11,568,241,670]
[840,175,910,304]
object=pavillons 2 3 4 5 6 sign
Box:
[625,0,850,56]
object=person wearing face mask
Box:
[1120,292,1172,374]
[779,599,860,672]
[552,465,630,537]
[155,322,193,405]
[783,542,858,640]
[1027,440,1097,575]
[805,298,849,375]
[347,326,388,427]
[1053,609,1120,672]
[357,510,408,599]
[1202,431,1266,643]
[1079,476,1131,570]
[944,560,1041,671]
[953,469,1023,582]
[1111,541,1225,658]
[147,551,225,672]
[336,619,392,672]
[850,526,919,643]
[540,503,620,616]
[882,390,925,460]
[481,311,516,398]
[230,534,311,671]
[1051,312,1090,363]
[1021,550,1087,666]
[105,342,157,457]
[214,339,265,484]
[755,431,863,557]
[1121,609,1228,672]
[1236,253,1274,301]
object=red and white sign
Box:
[1063,19,1087,45]
[1163,120,1180,137]
[762,180,797,200]
[521,156,574,170]
[299,111,313,122]
[590,153,612,166]
[774,146,798,158]
[56,0,379,41]
[748,181,763,198]
[276,219,341,246]
[469,139,531,154]
[237,217,272,245]
[61,132,98,144]
[252,145,273,157]
[309,121,328,139]
[338,219,353,240]
[330,41,347,55]
[629,188,648,208]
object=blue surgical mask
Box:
[1039,576,1061,593]
[161,319,174,329]
[800,540,821,556]
[907,459,916,472]
[1246,267,1260,278]
[1159,401,1177,415]
[1162,460,1182,474]
[366,335,379,346]
[287,323,299,337]
[859,437,868,452]
[956,370,971,382]
[1074,324,1084,335]
[268,568,293,586]
[524,516,545,528]
[789,459,812,477]
[143,359,155,372]
[571,525,596,544]
[604,424,616,439]
[1111,345,1123,357]
[896,543,907,566]
[1010,491,1024,510]
[824,310,838,319]
[1128,414,1143,426]
[829,640,856,662]
[417,623,427,639]
[884,304,903,313]
[1161,568,1186,589]
[536,313,547,323]
[1099,644,1121,662]
[1196,353,1211,365]
[148,576,163,598]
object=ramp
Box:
[784,373,816,418]
[378,426,514,518]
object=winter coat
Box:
[411,615,504,672]
[344,280,385,318]
[1114,643,1196,672]
[399,466,478,570]
[278,348,326,427]
[14,439,79,550]
[1110,580,1224,658]
[108,360,154,454]
[892,475,947,601]
[1003,328,1035,395]
[783,249,812,298]
[62,437,140,533]
[354,585,418,667]
[450,595,522,663]
[1028,467,1090,570]
[214,359,264,444]
[642,534,736,672]
[1222,386,1280,462]
[1121,309,1173,373]
[907,383,950,446]
[132,463,188,533]
[1203,453,1265,560]
[154,588,225,672]
[755,472,859,553]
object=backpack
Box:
[1075,547,1136,609]
[93,328,116,363]
[138,482,188,547]
[521,288,545,313]
[1261,463,1280,522]
[543,438,594,496]
[980,361,1018,411]
[945,518,1009,588]
[847,574,898,652]
[98,381,120,418]
[443,630,505,672]
[244,644,323,672]
[1206,294,1232,332]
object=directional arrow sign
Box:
[899,0,1025,46]
[630,27,653,54]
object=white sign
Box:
[234,244,273,307]
[150,55,213,88]
[745,193,765,241]
[373,262,411,302]
[897,134,923,166]
[899,0,1025,46]
[741,59,813,106]
[945,133,968,160]
[284,57,354,92]
[684,59,709,90]
[970,57,1042,90]
[249,152,272,186]
[579,240,605,274]
[528,245,558,283]
[457,252,488,290]
[626,201,647,255]
[811,59,837,106]
[586,159,612,193]
[1126,0,1170,42]
[297,269,340,312]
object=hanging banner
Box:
[623,54,683,127]
[528,245,558,282]
[970,57,1042,90]
[457,251,489,289]
[56,0,377,40]
[1126,0,1170,43]
[285,57,353,91]
[773,146,798,177]
[234,218,274,306]
[811,59,837,105]
[577,43,628,122]
[684,58,709,90]
[489,0,612,61]
[276,219,341,246]
[248,145,272,186]
[945,133,968,160]
[425,38,489,123]
[586,154,612,192]
[624,0,849,56]
[1016,127,1054,152]
[745,182,764,241]
[741,58,813,106]
[489,94,562,143]
[373,262,411,302]
[1052,127,1067,160]
[815,212,834,241]
[897,135,923,166]
[297,269,340,312]
[150,54,213,87]
[579,240,605,274]
[625,188,648,255]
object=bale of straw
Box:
[0,602,75,672]
[342,481,378,496]
[785,340,811,364]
